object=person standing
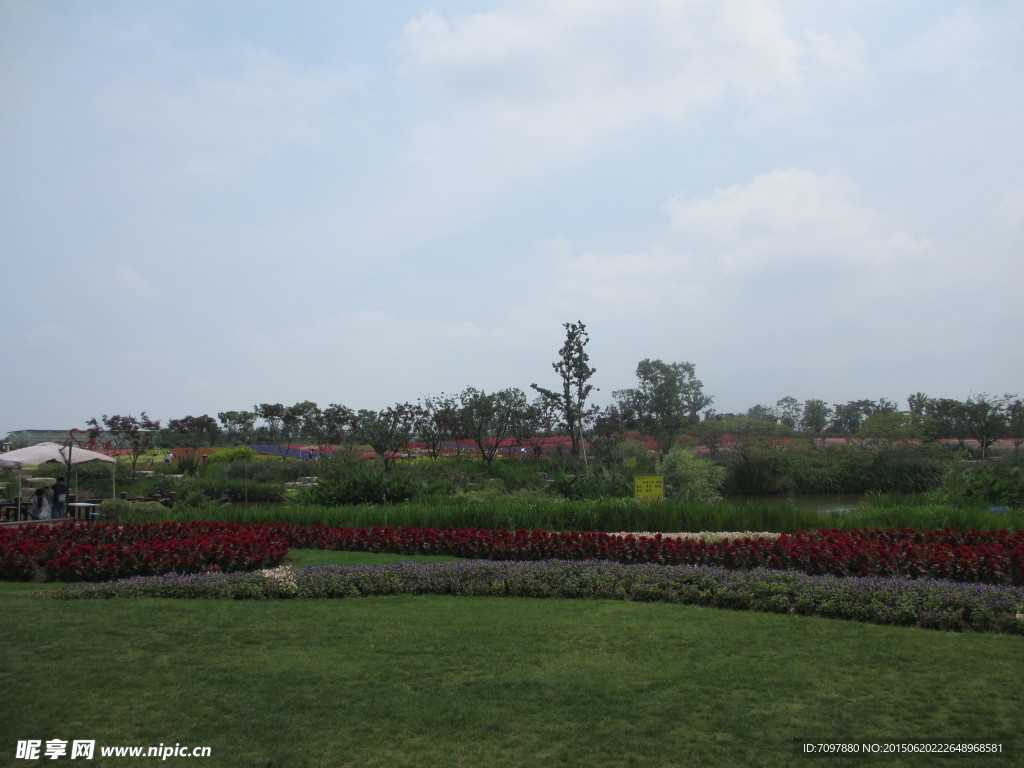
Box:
[30,487,53,519]
[52,477,68,519]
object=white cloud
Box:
[226,312,537,410]
[111,265,154,295]
[994,189,1024,232]
[517,166,950,406]
[663,168,909,275]
[397,0,807,190]
[897,8,995,79]
[96,43,354,178]
[20,323,81,349]
[524,167,937,323]
[799,28,866,87]
[543,244,711,318]
[2,1,1021,431]
[403,0,803,107]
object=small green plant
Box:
[193,478,285,504]
[656,447,726,503]
[100,499,168,522]
[177,456,200,476]
[177,487,216,513]
[934,459,1024,508]
[547,467,631,500]
[295,470,443,506]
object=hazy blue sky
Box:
[2,0,1022,433]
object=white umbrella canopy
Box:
[0,442,115,468]
[1,442,116,516]
[60,444,116,466]
[0,442,67,468]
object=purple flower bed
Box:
[40,559,1024,634]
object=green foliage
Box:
[176,456,200,476]
[531,320,596,457]
[856,411,925,444]
[799,399,831,433]
[107,491,1024,533]
[192,478,285,503]
[457,386,527,464]
[612,439,657,467]
[721,444,949,495]
[95,412,161,478]
[117,474,186,500]
[482,459,547,491]
[720,448,789,495]
[547,467,632,500]
[295,470,445,506]
[656,446,726,503]
[614,358,711,454]
[176,487,217,514]
[934,458,1024,508]
[207,446,260,464]
[208,456,309,482]
[354,404,417,467]
[100,499,168,522]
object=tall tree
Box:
[924,398,968,443]
[513,396,559,460]
[254,403,289,460]
[93,413,161,480]
[588,403,628,465]
[458,387,527,465]
[218,410,256,446]
[531,321,597,460]
[958,393,1013,459]
[774,396,801,430]
[827,400,879,434]
[1006,399,1024,456]
[614,359,712,456]
[856,411,924,447]
[745,404,777,423]
[166,415,219,466]
[303,403,354,458]
[283,401,317,446]
[799,399,832,434]
[354,404,417,468]
[907,392,930,416]
[414,394,461,459]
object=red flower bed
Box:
[2,523,1022,585]
[265,524,1024,585]
[0,523,288,581]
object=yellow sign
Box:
[634,475,664,502]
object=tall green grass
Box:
[116,495,1023,533]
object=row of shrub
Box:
[54,443,971,506]
[732,448,951,495]
[119,493,1024,535]
[41,560,1024,634]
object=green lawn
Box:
[1,553,1021,767]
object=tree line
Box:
[81,322,1023,472]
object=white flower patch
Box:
[613,531,782,543]
[260,565,299,595]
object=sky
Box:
[2,0,1022,434]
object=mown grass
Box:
[3,551,1022,767]
[285,549,463,567]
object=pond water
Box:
[722,494,867,515]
